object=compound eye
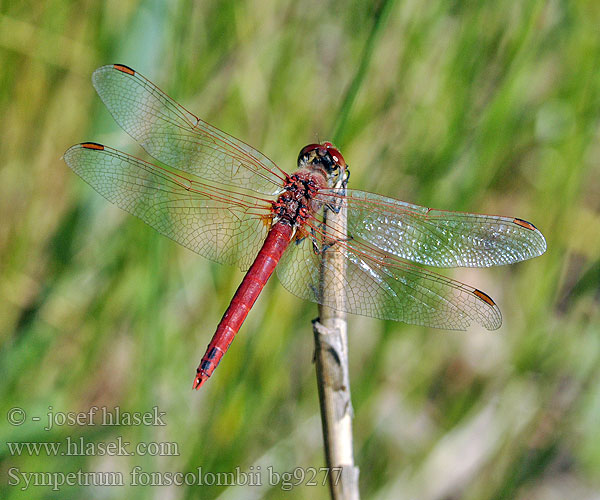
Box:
[320,142,346,167]
[297,143,322,165]
[298,143,320,158]
[330,149,346,168]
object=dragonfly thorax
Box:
[272,171,324,227]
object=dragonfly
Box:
[64,64,547,389]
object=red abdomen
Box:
[193,221,294,389]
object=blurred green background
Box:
[1,0,599,498]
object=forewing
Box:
[91,64,285,195]
[277,234,502,330]
[64,143,270,270]
[315,189,546,268]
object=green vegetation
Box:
[1,0,599,498]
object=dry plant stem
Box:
[314,181,360,500]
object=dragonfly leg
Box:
[323,169,350,214]
[313,233,354,255]
[324,195,346,214]
[320,235,353,253]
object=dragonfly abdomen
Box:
[193,221,294,389]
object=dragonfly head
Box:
[297,142,348,185]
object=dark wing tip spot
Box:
[513,218,538,231]
[473,288,496,307]
[113,64,136,75]
[80,142,105,150]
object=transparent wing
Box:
[316,189,547,268]
[64,143,272,271]
[91,64,286,195]
[277,232,502,330]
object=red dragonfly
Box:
[64,64,547,389]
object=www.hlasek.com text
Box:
[7,436,179,457]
